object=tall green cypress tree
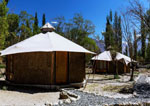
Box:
[105,16,111,48]
[113,12,118,44]
[113,12,122,52]
[103,15,114,49]
[42,13,46,26]
[109,10,112,22]
[118,16,122,52]
[103,11,122,52]
[33,12,39,35]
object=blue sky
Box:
[7,0,148,38]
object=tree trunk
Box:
[113,60,118,79]
[130,63,135,81]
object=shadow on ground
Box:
[0,80,58,94]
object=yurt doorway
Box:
[55,52,68,84]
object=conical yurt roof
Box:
[1,23,95,56]
[91,51,132,65]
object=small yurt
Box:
[91,51,132,74]
[0,23,94,87]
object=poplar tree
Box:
[113,12,118,45]
[42,13,46,26]
[103,11,122,52]
[103,11,114,50]
[113,12,122,52]
[33,12,39,35]
[118,16,122,52]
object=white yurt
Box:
[91,51,132,74]
[0,22,95,87]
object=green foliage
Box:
[109,10,112,22]
[19,11,34,26]
[0,0,9,49]
[42,13,46,26]
[82,36,98,52]
[0,0,8,17]
[118,16,122,52]
[103,11,123,78]
[5,13,19,47]
[102,16,114,49]
[103,11,122,52]
[19,24,32,41]
[0,64,5,68]
[18,11,34,41]
[4,0,9,5]
[7,14,19,32]
[113,12,122,52]
[33,12,40,35]
[113,12,118,43]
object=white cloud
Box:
[51,21,58,24]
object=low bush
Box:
[0,64,6,68]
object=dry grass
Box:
[84,83,99,91]
[102,84,133,93]
[102,85,124,92]
[139,68,150,73]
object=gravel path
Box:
[59,90,150,106]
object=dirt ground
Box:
[0,68,149,105]
[0,88,59,106]
[80,68,150,98]
[80,74,134,98]
[0,74,60,106]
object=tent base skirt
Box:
[6,81,84,90]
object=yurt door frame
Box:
[55,52,68,84]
